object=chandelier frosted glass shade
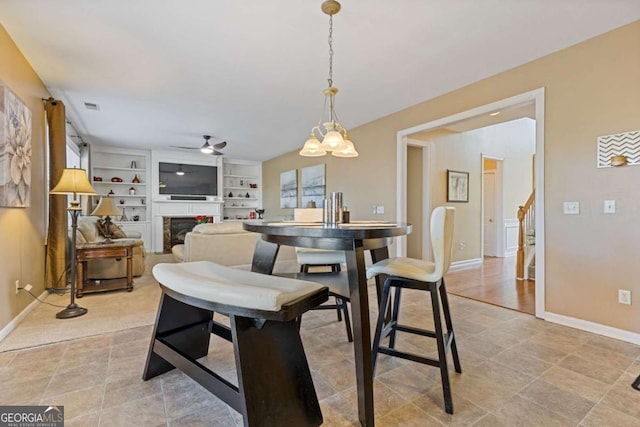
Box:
[320,129,346,151]
[299,134,327,157]
[332,138,358,157]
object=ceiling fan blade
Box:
[170,145,199,150]
[211,150,224,155]
[213,141,227,150]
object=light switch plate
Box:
[563,201,580,215]
[604,200,616,214]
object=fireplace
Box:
[163,217,197,253]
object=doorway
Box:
[482,157,502,258]
[396,88,545,318]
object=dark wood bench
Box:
[142,261,329,427]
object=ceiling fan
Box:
[171,135,227,155]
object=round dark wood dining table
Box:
[243,220,412,427]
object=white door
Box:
[483,171,497,256]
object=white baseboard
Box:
[545,311,640,345]
[0,290,48,344]
[449,258,483,271]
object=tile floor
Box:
[1,283,640,426]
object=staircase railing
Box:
[516,191,535,280]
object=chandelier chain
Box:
[300,1,358,157]
[328,14,334,87]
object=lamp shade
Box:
[300,134,327,157]
[91,196,121,217]
[320,130,346,151]
[50,168,97,196]
[332,138,359,158]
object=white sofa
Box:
[172,221,298,272]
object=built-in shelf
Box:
[93,166,147,173]
[91,145,151,249]
[222,159,262,220]
[93,182,146,187]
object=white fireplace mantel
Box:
[152,199,223,253]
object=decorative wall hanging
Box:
[0,82,32,207]
[301,164,326,208]
[597,130,640,168]
[447,170,469,203]
[280,169,298,208]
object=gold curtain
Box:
[44,98,68,289]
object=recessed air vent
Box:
[84,102,100,111]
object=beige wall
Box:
[406,145,422,259]
[418,130,484,262]
[502,156,533,218]
[264,21,640,334]
[0,24,50,330]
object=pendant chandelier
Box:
[300,0,358,158]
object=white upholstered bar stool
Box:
[292,208,351,340]
[367,206,461,414]
[296,247,346,273]
[293,248,352,342]
[293,208,346,273]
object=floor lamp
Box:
[50,167,97,319]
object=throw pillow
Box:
[96,219,127,239]
[110,222,127,239]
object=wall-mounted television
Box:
[158,162,218,196]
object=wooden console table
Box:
[76,241,134,297]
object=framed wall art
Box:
[280,169,298,208]
[446,169,469,203]
[0,82,32,207]
[301,164,325,208]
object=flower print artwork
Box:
[0,83,32,207]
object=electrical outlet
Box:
[15,279,19,294]
[376,205,384,214]
[372,205,377,214]
[618,289,631,305]
[24,284,33,293]
[563,201,580,215]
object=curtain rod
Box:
[41,98,88,146]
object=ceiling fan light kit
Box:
[300,0,359,158]
[171,135,227,155]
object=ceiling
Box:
[442,103,535,134]
[1,1,639,161]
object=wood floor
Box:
[444,256,536,315]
